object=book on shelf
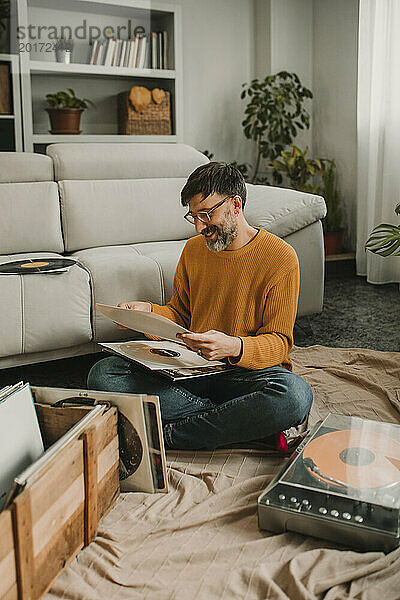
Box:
[137,34,148,69]
[158,32,163,70]
[87,32,168,69]
[163,31,168,69]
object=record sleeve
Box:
[99,340,235,381]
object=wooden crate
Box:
[0,402,119,600]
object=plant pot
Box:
[324,230,343,255]
[46,107,83,134]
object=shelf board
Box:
[29,60,176,79]
[32,133,177,143]
[325,252,355,262]
[0,114,15,119]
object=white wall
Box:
[312,0,359,249]
[270,0,313,151]
[156,0,256,165]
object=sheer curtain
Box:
[356,0,400,284]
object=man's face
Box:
[188,193,238,251]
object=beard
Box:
[201,208,238,251]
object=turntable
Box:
[258,414,400,552]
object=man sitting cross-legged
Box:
[87,162,313,450]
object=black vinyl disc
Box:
[0,258,76,275]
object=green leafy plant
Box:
[0,0,10,32]
[269,145,326,194]
[241,71,312,184]
[202,149,250,180]
[45,88,93,109]
[320,160,343,233]
[365,203,400,256]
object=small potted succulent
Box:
[45,88,93,134]
[54,36,74,63]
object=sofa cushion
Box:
[59,178,194,252]
[47,143,209,181]
[72,245,165,342]
[245,184,326,237]
[0,252,92,357]
[0,153,53,183]
[132,240,187,303]
[0,182,64,254]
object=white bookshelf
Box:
[0,54,23,151]
[17,0,183,152]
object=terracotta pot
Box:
[324,230,343,255]
[46,107,83,134]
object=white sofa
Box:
[0,143,326,369]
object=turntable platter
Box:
[303,429,400,489]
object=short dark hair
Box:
[181,162,247,208]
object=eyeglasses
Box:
[184,196,232,225]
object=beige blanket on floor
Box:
[45,346,400,600]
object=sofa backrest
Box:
[47,143,209,181]
[46,142,209,251]
[0,153,63,255]
[59,178,195,252]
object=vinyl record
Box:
[118,412,143,480]
[0,258,76,275]
[303,429,400,490]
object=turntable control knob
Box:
[342,512,352,520]
[290,497,298,504]
[278,494,286,501]
[301,499,310,507]
[330,510,339,517]
[354,515,364,523]
[318,507,328,515]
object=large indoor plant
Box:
[45,88,93,134]
[365,203,400,256]
[241,71,312,184]
[271,149,344,254]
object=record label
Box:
[303,429,400,490]
[0,258,76,275]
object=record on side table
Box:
[0,258,77,275]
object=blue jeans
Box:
[87,356,313,450]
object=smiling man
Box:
[87,162,313,450]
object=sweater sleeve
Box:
[229,265,299,370]
[150,256,191,329]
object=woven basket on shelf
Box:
[117,87,172,135]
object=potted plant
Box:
[269,145,326,194]
[365,203,400,256]
[241,71,313,184]
[320,161,344,255]
[45,88,93,134]
[54,36,74,63]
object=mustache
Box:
[202,225,219,236]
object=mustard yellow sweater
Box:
[150,228,299,370]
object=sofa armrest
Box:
[244,183,326,237]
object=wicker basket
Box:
[117,89,172,135]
